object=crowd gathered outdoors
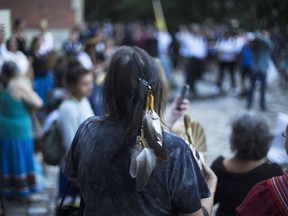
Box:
[0,16,288,216]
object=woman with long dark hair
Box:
[62,46,217,216]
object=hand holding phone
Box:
[176,84,190,110]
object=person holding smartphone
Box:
[165,84,190,131]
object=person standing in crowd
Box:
[211,114,283,216]
[0,61,43,202]
[28,35,53,106]
[77,36,106,115]
[63,29,82,57]
[247,31,273,111]
[57,64,94,203]
[214,31,240,95]
[176,24,207,97]
[12,17,28,56]
[187,24,207,97]
[6,35,30,76]
[155,30,173,86]
[37,19,54,55]
[237,123,288,216]
[62,46,217,216]
[239,32,254,97]
[77,36,97,71]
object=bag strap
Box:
[58,181,72,209]
[0,179,5,216]
[78,196,85,216]
[58,181,85,216]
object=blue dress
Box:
[0,87,37,198]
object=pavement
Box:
[2,68,288,215]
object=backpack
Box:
[41,120,66,166]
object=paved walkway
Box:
[2,70,288,215]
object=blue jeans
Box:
[247,71,267,109]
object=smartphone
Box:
[177,84,190,110]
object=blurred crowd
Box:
[0,17,288,215]
[1,18,288,114]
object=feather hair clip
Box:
[129,78,168,191]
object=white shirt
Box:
[77,51,94,70]
[156,31,172,55]
[0,44,8,72]
[214,37,240,62]
[57,98,94,150]
[177,31,207,59]
[5,51,29,75]
[39,31,54,55]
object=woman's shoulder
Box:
[83,116,103,125]
[80,116,109,130]
[9,77,32,97]
[59,99,78,110]
[162,131,191,154]
[211,156,225,169]
[257,161,283,175]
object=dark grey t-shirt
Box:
[62,116,210,216]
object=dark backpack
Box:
[41,120,66,166]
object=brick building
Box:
[0,0,84,49]
[0,0,83,28]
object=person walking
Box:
[247,31,273,111]
[214,31,240,94]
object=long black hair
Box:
[102,46,164,160]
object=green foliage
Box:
[84,0,288,30]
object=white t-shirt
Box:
[214,37,240,62]
[5,51,29,75]
[0,44,8,72]
[39,31,54,55]
[57,97,94,150]
[77,51,94,70]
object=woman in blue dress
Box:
[0,61,43,202]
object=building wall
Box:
[0,0,79,28]
[0,0,84,50]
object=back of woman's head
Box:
[1,61,19,88]
[230,114,272,160]
[102,46,164,159]
[102,46,163,119]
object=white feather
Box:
[135,147,156,191]
[143,112,168,160]
[149,110,162,143]
[130,137,143,178]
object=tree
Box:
[84,0,288,30]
